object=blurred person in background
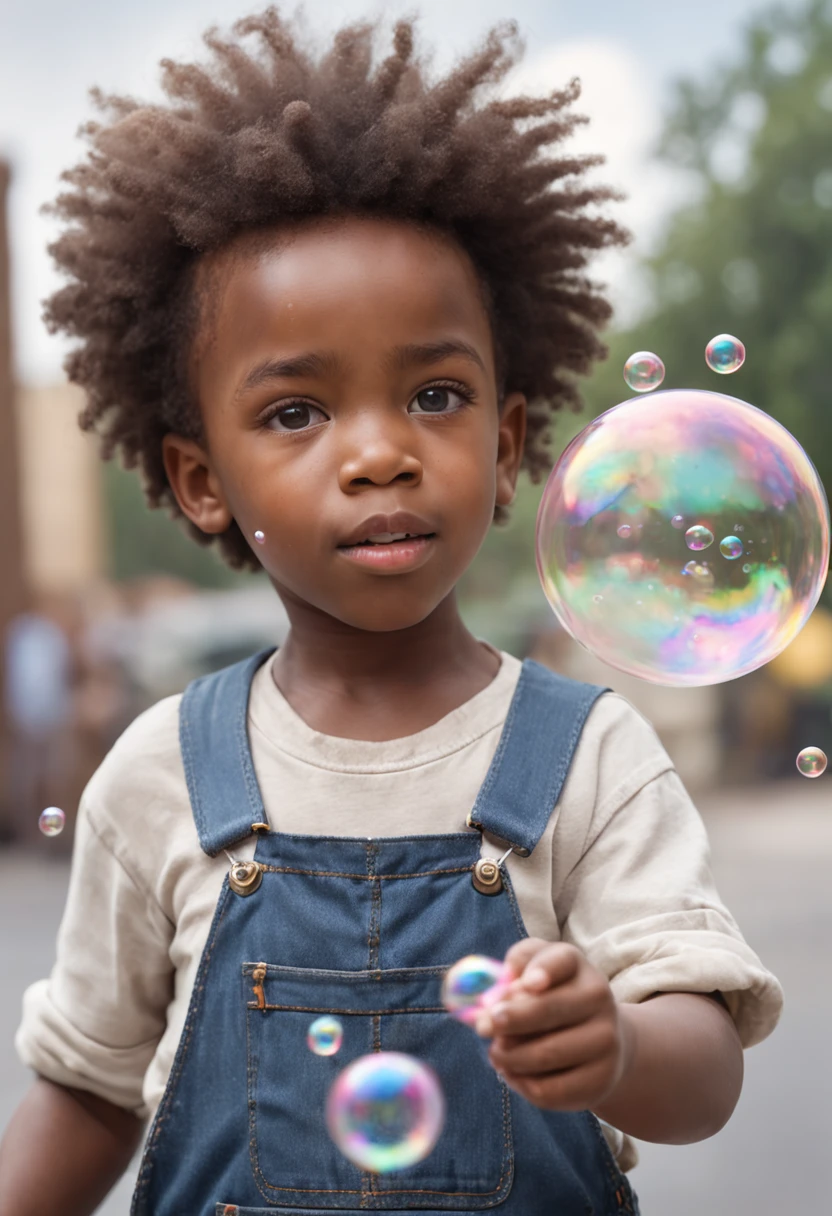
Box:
[3,593,76,847]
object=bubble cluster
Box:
[623,351,666,393]
[441,955,511,1027]
[796,747,827,778]
[705,334,746,374]
[326,1052,445,1173]
[307,1016,343,1057]
[536,389,830,687]
[38,807,66,837]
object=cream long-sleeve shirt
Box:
[16,650,782,1170]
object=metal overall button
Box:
[472,845,515,895]
[229,860,263,896]
[472,857,503,895]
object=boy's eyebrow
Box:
[386,340,487,375]
[234,339,486,400]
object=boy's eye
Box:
[409,386,469,415]
[266,402,328,432]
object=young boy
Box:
[0,10,781,1215]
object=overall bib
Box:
[131,652,640,1216]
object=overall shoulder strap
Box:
[179,648,275,856]
[468,659,608,856]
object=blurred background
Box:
[1,0,830,1211]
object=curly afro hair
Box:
[44,8,627,570]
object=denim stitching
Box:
[179,697,204,851]
[241,963,451,980]
[367,843,381,971]
[257,864,475,880]
[249,1004,447,1014]
[467,662,525,829]
[583,1112,639,1213]
[237,655,272,832]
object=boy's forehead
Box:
[200,216,493,354]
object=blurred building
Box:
[0,164,26,677]
[15,382,106,596]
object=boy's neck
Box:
[269,592,501,742]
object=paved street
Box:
[1,780,830,1214]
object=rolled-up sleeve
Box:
[15,797,174,1113]
[556,706,783,1048]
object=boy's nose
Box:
[338,426,423,492]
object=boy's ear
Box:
[495,392,527,508]
[162,434,233,535]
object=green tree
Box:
[465,0,832,632]
[104,461,248,589]
[589,0,832,464]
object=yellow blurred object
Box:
[768,607,832,690]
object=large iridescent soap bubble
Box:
[326,1052,445,1173]
[536,389,830,687]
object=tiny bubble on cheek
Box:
[254,530,266,545]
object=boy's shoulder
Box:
[83,691,187,827]
[563,688,677,831]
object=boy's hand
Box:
[474,937,634,1112]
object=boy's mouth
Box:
[338,513,437,571]
[347,531,433,546]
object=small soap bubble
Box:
[254,530,266,545]
[623,351,666,393]
[326,1052,445,1173]
[720,535,744,559]
[742,563,752,573]
[592,594,603,603]
[38,807,65,837]
[535,388,830,686]
[685,525,715,551]
[682,560,713,584]
[796,747,827,777]
[441,955,511,1027]
[307,1016,343,1057]
[705,334,746,374]
[617,524,633,539]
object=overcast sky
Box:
[2,0,777,384]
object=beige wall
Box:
[15,382,105,595]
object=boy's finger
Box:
[503,941,581,996]
[503,938,549,979]
[516,943,582,994]
[499,1056,614,1113]
[479,980,602,1039]
[488,1019,614,1077]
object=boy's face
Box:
[165,215,526,632]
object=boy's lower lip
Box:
[337,534,436,571]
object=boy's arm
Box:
[0,1076,143,1215]
[478,938,744,1143]
[594,989,743,1142]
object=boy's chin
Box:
[326,591,452,635]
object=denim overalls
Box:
[131,651,640,1216]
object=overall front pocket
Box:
[242,963,514,1211]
